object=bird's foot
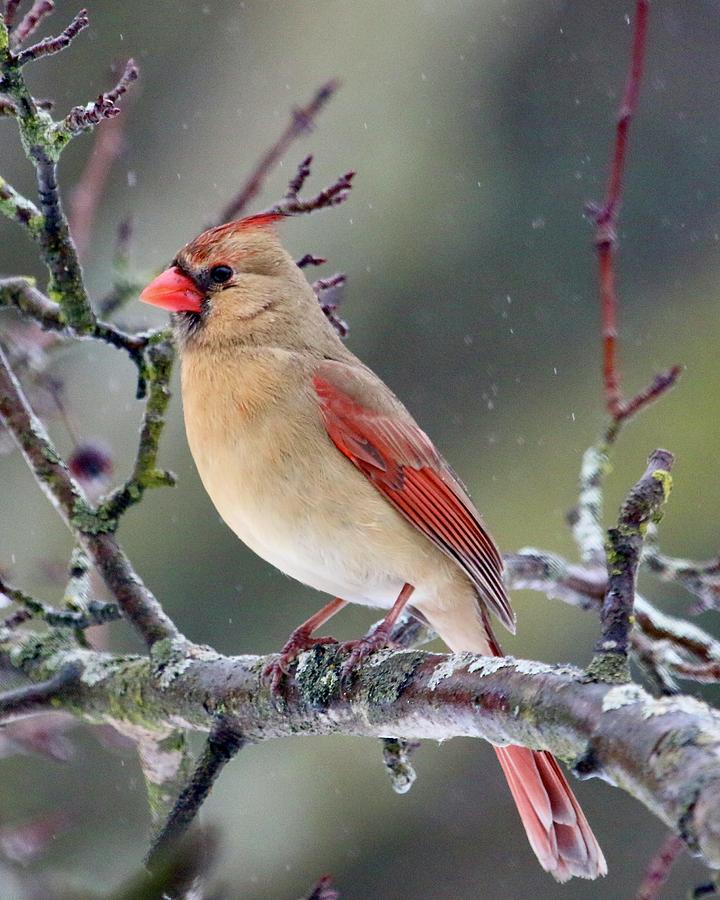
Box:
[264,630,338,696]
[339,630,397,688]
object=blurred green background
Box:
[2,0,720,896]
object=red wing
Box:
[313,370,515,633]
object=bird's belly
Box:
[193,438,414,610]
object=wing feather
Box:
[313,368,515,633]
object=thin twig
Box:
[586,0,681,427]
[587,448,674,683]
[305,875,340,900]
[635,832,685,900]
[16,8,89,65]
[216,80,339,223]
[267,155,354,216]
[0,278,157,393]
[313,271,349,338]
[10,0,54,49]
[3,0,22,29]
[97,339,177,519]
[146,718,244,871]
[643,545,720,613]
[59,58,138,135]
[0,572,120,630]
[0,662,81,722]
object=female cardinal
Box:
[140,213,606,882]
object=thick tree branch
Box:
[4,631,720,868]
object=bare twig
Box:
[3,0,22,29]
[0,278,157,393]
[585,0,681,428]
[16,7,88,65]
[644,545,720,613]
[0,662,81,723]
[0,570,120,630]
[59,58,138,135]
[146,718,244,872]
[0,177,43,237]
[97,338,177,519]
[305,875,340,900]
[636,833,685,900]
[10,0,55,49]
[588,449,674,683]
[216,80,339,223]
[313,271,349,338]
[296,253,327,269]
[268,155,354,217]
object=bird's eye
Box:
[209,264,233,284]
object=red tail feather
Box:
[495,745,607,881]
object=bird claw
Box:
[339,631,397,688]
[263,632,338,697]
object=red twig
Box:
[636,833,685,900]
[217,79,339,224]
[587,1,681,429]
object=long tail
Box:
[421,602,607,882]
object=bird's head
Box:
[140,213,329,351]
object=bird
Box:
[139,212,606,883]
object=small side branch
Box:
[16,8,89,65]
[0,342,179,646]
[217,80,339,223]
[586,0,681,426]
[636,833,685,900]
[58,58,138,136]
[0,177,43,237]
[10,0,57,51]
[268,154,354,217]
[146,719,244,871]
[643,545,720,613]
[588,448,674,682]
[0,661,81,722]
[97,338,177,520]
[0,572,120,630]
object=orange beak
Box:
[139,266,204,314]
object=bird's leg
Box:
[264,597,347,694]
[340,583,415,683]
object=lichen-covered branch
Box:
[644,543,720,613]
[588,448,674,683]
[97,337,177,519]
[0,341,179,646]
[4,628,720,869]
